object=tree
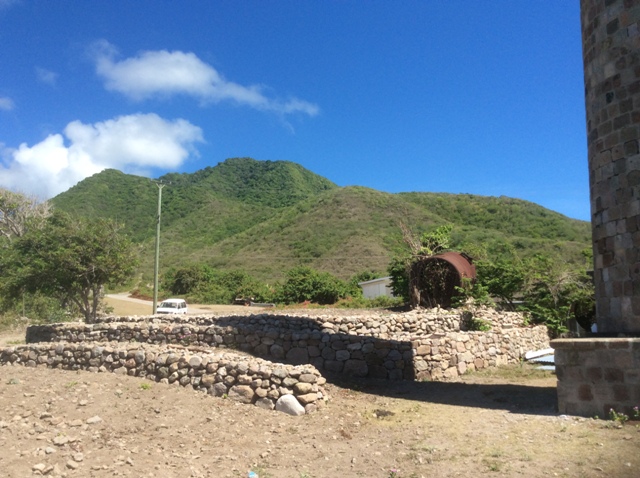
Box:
[0,188,51,242]
[275,266,347,305]
[475,259,526,310]
[165,264,216,295]
[518,254,594,337]
[2,212,139,322]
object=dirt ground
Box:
[0,298,638,478]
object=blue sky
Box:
[0,1,589,220]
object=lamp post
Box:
[152,182,165,314]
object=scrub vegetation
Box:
[1,157,593,334]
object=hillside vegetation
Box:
[52,157,591,283]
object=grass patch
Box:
[5,339,24,345]
[250,464,270,478]
[466,363,554,381]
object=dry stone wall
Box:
[23,308,550,382]
[0,343,326,416]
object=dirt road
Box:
[104,294,266,316]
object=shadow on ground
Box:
[324,372,558,416]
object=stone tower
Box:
[582,0,640,334]
[552,0,640,418]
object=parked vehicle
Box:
[156,298,188,314]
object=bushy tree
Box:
[388,254,411,303]
[1,212,139,322]
[163,265,274,304]
[518,254,594,337]
[475,259,526,310]
[275,266,348,305]
[165,264,216,295]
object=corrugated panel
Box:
[431,252,476,280]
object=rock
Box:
[53,435,69,446]
[66,459,79,470]
[272,367,288,379]
[211,383,228,397]
[255,387,268,398]
[270,344,285,359]
[188,355,202,368]
[228,385,255,404]
[32,463,46,473]
[275,395,305,416]
[343,359,368,377]
[324,360,344,373]
[296,393,318,405]
[293,382,314,394]
[282,377,298,387]
[286,347,309,365]
[86,416,102,424]
[255,398,275,411]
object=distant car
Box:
[156,298,188,314]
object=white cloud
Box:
[0,96,14,111]
[36,67,58,85]
[0,113,203,199]
[92,40,319,117]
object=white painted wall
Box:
[358,276,394,299]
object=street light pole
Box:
[152,182,165,314]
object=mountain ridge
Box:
[52,157,591,281]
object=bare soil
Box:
[1,298,638,477]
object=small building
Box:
[358,276,395,299]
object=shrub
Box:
[275,266,348,305]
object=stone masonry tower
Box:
[552,0,640,418]
[582,0,640,334]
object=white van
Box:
[156,298,188,314]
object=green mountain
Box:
[52,157,592,282]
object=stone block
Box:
[586,367,603,382]
[286,347,309,365]
[612,384,630,401]
[324,360,343,373]
[604,367,625,382]
[368,364,388,379]
[343,359,368,377]
[578,384,594,402]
